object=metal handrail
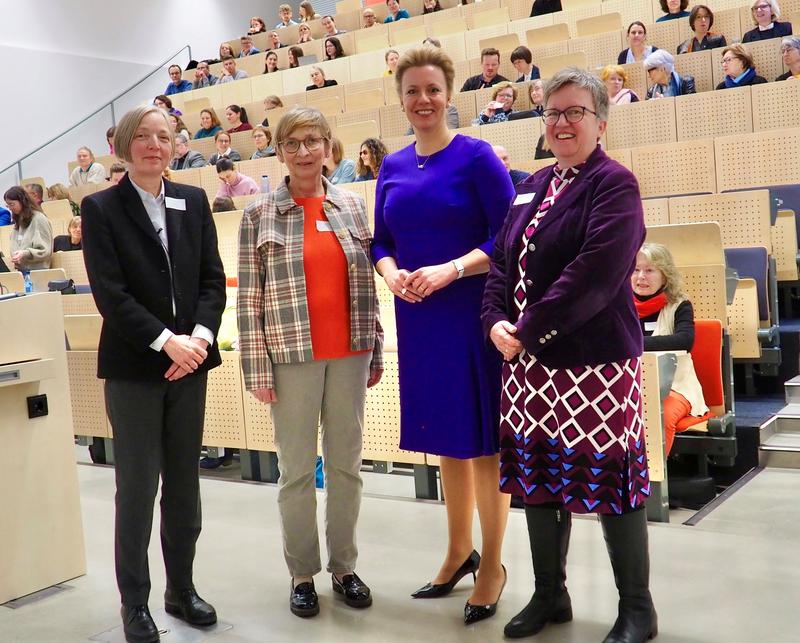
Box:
[2,44,192,179]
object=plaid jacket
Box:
[237,177,383,390]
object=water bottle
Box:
[23,271,33,293]
[260,175,270,194]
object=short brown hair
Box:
[274,106,332,150]
[201,108,222,128]
[395,45,456,99]
[109,162,127,176]
[491,81,517,101]
[114,105,175,163]
[659,0,688,13]
[689,5,714,30]
[480,47,500,61]
[252,126,273,146]
[722,43,755,70]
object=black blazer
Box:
[81,175,226,380]
[530,0,561,17]
[306,79,338,90]
[742,21,792,42]
[645,74,696,99]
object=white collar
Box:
[758,22,775,30]
[129,175,165,202]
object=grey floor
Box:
[3,456,800,643]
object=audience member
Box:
[268,31,286,50]
[69,147,106,186]
[510,46,540,81]
[219,43,235,59]
[325,37,346,60]
[423,0,442,12]
[743,0,792,42]
[678,6,727,53]
[322,15,346,36]
[601,65,640,104]
[423,37,441,47]
[248,16,267,34]
[192,61,219,88]
[53,216,82,252]
[276,4,298,28]
[473,82,518,125]
[212,196,235,213]
[264,50,280,73]
[384,0,411,23]
[491,145,530,185]
[168,113,191,141]
[154,94,182,116]
[164,64,192,95]
[657,0,690,22]
[251,126,276,158]
[4,186,52,270]
[363,8,378,27]
[208,131,242,165]
[298,23,314,43]
[355,137,387,181]
[777,36,800,79]
[106,126,116,154]
[534,133,555,159]
[644,50,696,98]
[634,243,710,455]
[288,46,305,68]
[171,134,206,170]
[195,108,223,139]
[322,137,357,184]
[530,0,561,16]
[306,66,339,90]
[225,105,253,133]
[214,158,259,198]
[219,56,249,83]
[618,22,658,64]
[261,96,284,127]
[508,80,545,120]
[461,47,509,91]
[239,35,261,56]
[46,183,81,217]
[108,162,127,186]
[299,1,321,21]
[384,49,400,76]
[24,183,44,208]
[716,44,768,89]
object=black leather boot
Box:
[599,508,658,643]
[504,506,573,639]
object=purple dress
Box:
[372,135,515,458]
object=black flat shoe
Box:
[120,604,160,643]
[290,579,320,618]
[411,550,480,599]
[332,572,373,608]
[464,565,507,625]
[164,588,217,626]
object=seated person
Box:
[251,127,276,159]
[300,2,321,22]
[53,216,82,252]
[215,158,259,198]
[323,138,357,185]
[534,133,555,160]
[154,94,181,116]
[192,61,219,88]
[644,50,696,98]
[362,7,378,27]
[508,79,544,120]
[657,0,690,22]
[276,3,298,28]
[288,46,305,68]
[164,64,192,95]
[491,145,529,186]
[716,44,768,89]
[355,138,388,182]
[239,35,261,56]
[46,183,81,217]
[219,56,249,83]
[261,96,284,127]
[248,16,267,34]
[268,30,286,50]
[106,126,115,154]
[69,147,106,186]
[633,243,710,455]
[4,186,52,270]
[743,0,792,42]
[677,5,727,54]
[322,15,346,36]
[168,113,191,140]
[384,0,411,23]
[601,65,640,105]
[264,51,280,73]
[473,82,517,125]
[297,23,314,43]
[24,183,44,208]
[212,196,236,213]
[423,0,442,12]
[461,47,509,91]
[225,104,253,133]
[510,46,540,82]
[384,49,399,76]
[325,37,346,60]
[108,162,127,185]
[170,134,206,170]
[777,37,800,80]
[208,131,242,165]
[194,108,223,139]
[530,0,561,17]
[306,66,338,90]
[219,43,235,59]
[618,21,658,64]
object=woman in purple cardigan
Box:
[482,68,656,643]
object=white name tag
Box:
[316,220,333,232]
[644,321,658,331]
[165,196,186,211]
[513,192,536,205]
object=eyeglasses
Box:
[721,56,737,65]
[541,106,598,125]
[752,3,771,10]
[280,136,327,153]
[781,45,798,53]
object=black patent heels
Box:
[464,565,507,625]
[411,550,481,599]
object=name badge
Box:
[513,192,536,205]
[644,321,658,331]
[165,196,186,211]
[316,220,333,232]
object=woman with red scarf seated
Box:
[632,243,711,455]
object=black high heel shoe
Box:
[411,550,481,599]
[464,565,507,625]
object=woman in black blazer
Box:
[81,105,226,643]
[306,65,339,90]
[677,5,727,53]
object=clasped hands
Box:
[490,320,523,362]
[163,334,208,381]
[384,263,458,304]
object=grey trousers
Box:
[271,352,371,578]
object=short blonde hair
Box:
[491,81,517,101]
[274,106,332,149]
[47,183,70,201]
[114,105,175,163]
[751,0,780,23]
[396,45,456,99]
[638,243,685,303]
[68,216,81,233]
[600,64,628,85]
[279,3,292,11]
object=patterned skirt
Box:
[499,354,650,515]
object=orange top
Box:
[298,196,361,361]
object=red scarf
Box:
[634,291,668,318]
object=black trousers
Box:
[105,373,208,606]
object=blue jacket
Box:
[0,206,10,226]
[165,79,193,95]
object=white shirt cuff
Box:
[192,324,215,346]
[150,328,174,352]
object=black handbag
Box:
[48,279,76,294]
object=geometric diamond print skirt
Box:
[499,354,651,515]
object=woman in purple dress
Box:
[372,46,515,625]
[482,68,657,643]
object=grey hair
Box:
[643,49,675,74]
[175,133,189,145]
[751,0,780,22]
[782,36,800,51]
[542,67,609,121]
